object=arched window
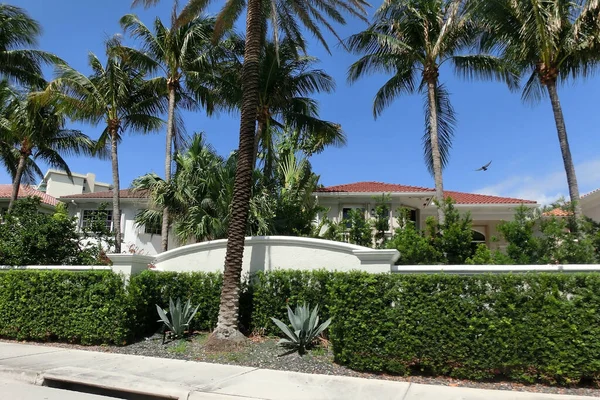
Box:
[472,230,486,243]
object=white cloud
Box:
[475,159,600,205]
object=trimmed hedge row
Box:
[329,272,600,385]
[2,269,600,385]
[0,270,132,344]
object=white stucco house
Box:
[37,169,111,198]
[0,184,58,214]
[315,182,538,251]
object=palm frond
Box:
[423,83,456,176]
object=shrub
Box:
[426,198,474,264]
[345,209,372,247]
[387,208,440,264]
[128,270,222,337]
[156,298,200,341]
[0,198,110,266]
[329,272,600,385]
[0,270,132,344]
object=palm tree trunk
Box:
[161,84,177,252]
[546,80,582,221]
[427,79,445,225]
[7,152,27,212]
[213,0,263,341]
[110,128,122,254]
[253,119,265,169]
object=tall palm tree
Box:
[4,90,96,211]
[475,0,600,222]
[39,38,165,253]
[119,12,230,251]
[135,0,369,341]
[0,4,62,87]
[219,37,345,178]
[347,0,518,225]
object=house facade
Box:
[316,182,538,250]
[0,184,58,214]
[37,169,111,198]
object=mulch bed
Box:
[3,334,599,398]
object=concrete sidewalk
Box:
[0,342,595,400]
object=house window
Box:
[342,207,365,228]
[471,229,486,252]
[81,209,114,231]
[144,221,162,235]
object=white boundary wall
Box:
[152,236,400,274]
[392,265,600,274]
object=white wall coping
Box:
[108,254,155,264]
[154,236,371,264]
[392,264,600,274]
[0,265,112,271]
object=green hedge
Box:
[3,269,600,386]
[0,270,132,344]
[329,272,600,385]
[128,271,223,336]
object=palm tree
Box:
[134,0,368,341]
[347,0,518,225]
[119,12,229,251]
[133,133,273,244]
[474,0,600,222]
[39,38,165,253]
[0,4,62,87]
[4,89,97,211]
[220,38,345,176]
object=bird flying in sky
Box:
[475,160,492,171]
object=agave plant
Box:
[271,303,332,355]
[156,298,199,342]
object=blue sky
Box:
[4,0,600,204]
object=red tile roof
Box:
[60,189,148,199]
[316,181,433,193]
[0,184,58,206]
[316,182,537,205]
[543,208,572,217]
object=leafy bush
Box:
[156,298,200,341]
[329,272,600,385]
[128,270,222,337]
[344,208,372,247]
[426,198,474,264]
[387,208,440,264]
[0,198,110,266]
[271,303,331,354]
[0,270,132,344]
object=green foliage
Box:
[372,194,390,248]
[329,272,600,385]
[250,270,333,335]
[387,208,440,265]
[495,205,599,265]
[0,270,132,344]
[344,209,372,247]
[0,198,108,266]
[427,198,474,264]
[128,270,222,336]
[156,298,200,340]
[271,303,332,354]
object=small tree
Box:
[387,208,440,264]
[372,194,390,248]
[344,209,372,247]
[427,198,474,264]
[496,206,541,265]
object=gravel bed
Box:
[4,336,599,398]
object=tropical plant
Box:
[474,0,600,223]
[119,12,232,251]
[156,297,200,342]
[0,4,62,87]
[39,37,165,253]
[3,88,96,211]
[221,38,345,175]
[136,0,368,342]
[347,0,518,224]
[133,133,273,244]
[271,303,332,355]
[344,208,373,247]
